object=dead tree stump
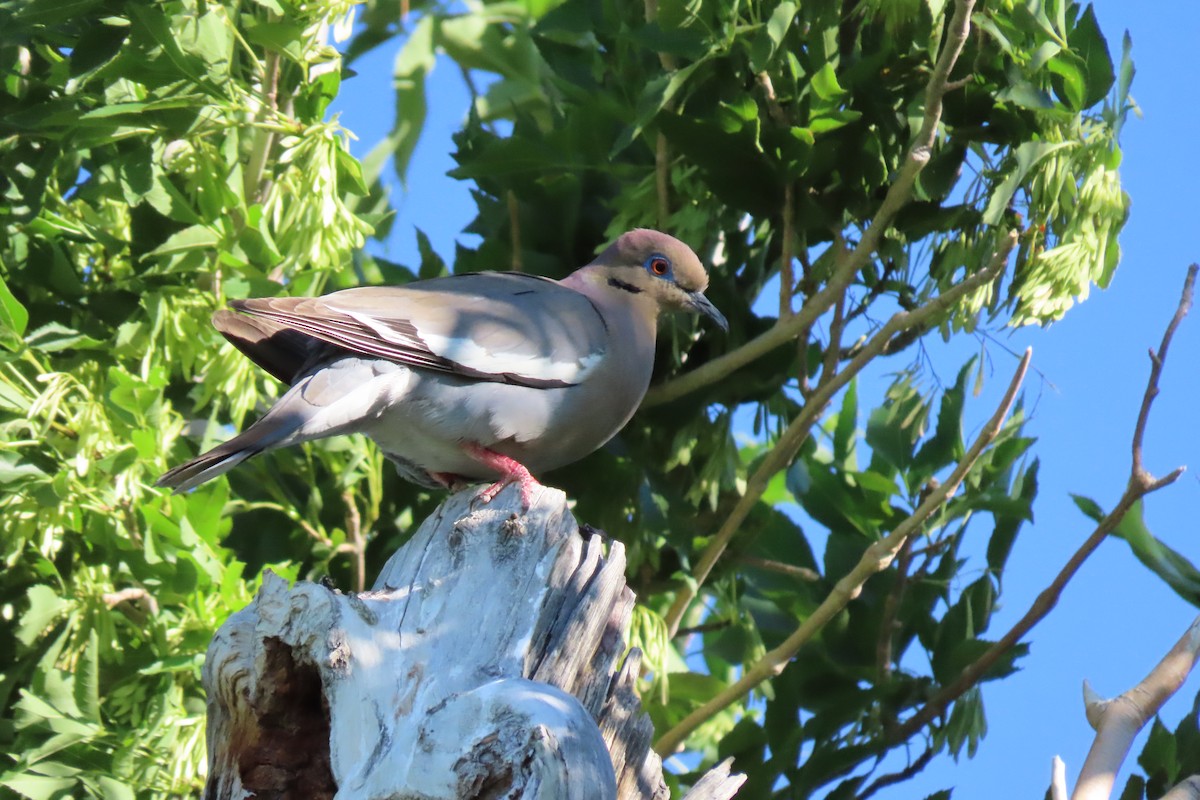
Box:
[203,485,745,799]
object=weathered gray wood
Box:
[203,485,744,799]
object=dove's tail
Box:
[155,381,325,492]
[155,411,302,493]
[157,356,391,492]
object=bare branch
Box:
[1132,264,1197,483]
[653,348,1030,755]
[655,133,671,230]
[662,229,1017,639]
[860,745,935,800]
[780,182,795,318]
[1163,776,1200,800]
[103,587,160,618]
[892,264,1195,744]
[822,288,847,383]
[756,71,788,126]
[343,489,365,594]
[644,0,977,408]
[875,535,914,681]
[644,0,677,230]
[1073,615,1200,800]
[1051,756,1069,800]
[735,555,819,583]
[507,191,523,272]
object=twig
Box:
[644,0,677,229]
[875,535,914,680]
[655,133,671,229]
[822,288,847,382]
[102,587,160,618]
[735,555,819,582]
[653,347,1030,754]
[343,489,366,593]
[662,229,1017,639]
[230,498,326,544]
[859,744,935,800]
[780,182,795,318]
[507,191,523,272]
[1074,615,1200,800]
[890,264,1196,744]
[1132,264,1196,482]
[244,48,281,205]
[676,619,735,637]
[756,71,788,126]
[643,0,976,408]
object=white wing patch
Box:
[338,309,603,384]
[419,330,602,384]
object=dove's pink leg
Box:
[461,443,541,510]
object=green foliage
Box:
[0,0,1180,797]
[1120,691,1200,799]
[0,0,376,793]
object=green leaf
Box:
[25,323,105,352]
[388,15,436,184]
[912,360,969,481]
[808,108,862,134]
[1138,718,1179,789]
[0,772,77,799]
[866,373,927,476]
[73,631,100,724]
[610,57,711,158]
[415,228,448,279]
[986,460,1038,573]
[982,140,1076,225]
[1048,50,1087,111]
[809,62,846,101]
[95,777,136,800]
[0,274,30,344]
[1112,501,1200,607]
[832,380,857,468]
[147,223,221,257]
[750,1,797,70]
[16,585,69,647]
[1068,4,1115,108]
[1071,493,1105,522]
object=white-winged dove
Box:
[156,229,727,506]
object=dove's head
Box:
[590,229,728,331]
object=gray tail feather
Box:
[156,406,307,492]
[155,442,258,493]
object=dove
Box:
[157,229,727,506]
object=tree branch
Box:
[501,190,523,272]
[653,346,1030,755]
[662,229,1017,640]
[1074,615,1200,800]
[875,534,914,681]
[344,489,365,593]
[1132,264,1196,482]
[643,0,976,408]
[1051,756,1069,800]
[890,264,1196,744]
[1162,776,1200,800]
[859,744,935,800]
[644,0,677,230]
[780,182,795,318]
[735,555,819,583]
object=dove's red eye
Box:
[648,256,670,276]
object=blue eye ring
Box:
[646,254,671,277]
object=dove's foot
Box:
[462,443,540,511]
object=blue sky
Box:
[331,1,1200,795]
